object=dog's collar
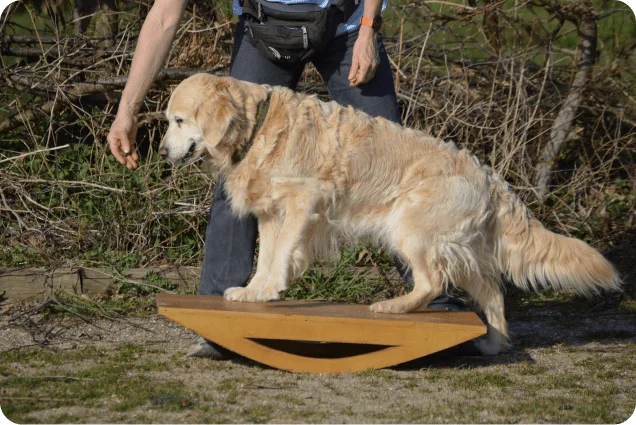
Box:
[232,92,271,165]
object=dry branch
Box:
[2,34,112,45]
[7,66,227,94]
[0,144,69,164]
[0,0,633,273]
[1,66,227,133]
[0,99,65,134]
[534,0,599,201]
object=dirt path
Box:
[1,300,635,424]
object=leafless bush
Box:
[0,0,634,271]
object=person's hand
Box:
[107,109,139,169]
[348,25,379,87]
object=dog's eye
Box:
[175,118,184,126]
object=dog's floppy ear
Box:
[196,78,245,149]
[194,78,247,170]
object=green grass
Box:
[29,268,193,320]
[618,299,636,313]
[515,362,549,376]
[1,332,634,423]
[48,413,83,424]
[1,344,196,423]
[0,345,103,366]
[0,136,212,269]
[447,371,514,390]
[240,404,275,424]
[498,393,619,423]
[283,245,406,304]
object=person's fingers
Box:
[354,62,370,86]
[350,66,363,86]
[362,64,377,84]
[349,49,362,86]
[349,53,359,82]
[126,154,137,169]
[108,133,139,169]
[350,54,379,86]
[126,153,138,169]
[127,140,139,168]
[355,59,379,85]
[108,134,127,165]
[120,136,131,155]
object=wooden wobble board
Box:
[156,294,486,374]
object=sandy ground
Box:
[1,297,635,424]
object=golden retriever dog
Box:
[159,73,621,355]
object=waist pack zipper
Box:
[268,46,282,59]
[302,26,308,49]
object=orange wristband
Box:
[360,16,374,28]
[360,16,382,32]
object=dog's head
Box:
[160,74,267,169]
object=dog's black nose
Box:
[158,147,169,157]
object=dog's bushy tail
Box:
[493,178,621,296]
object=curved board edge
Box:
[159,305,486,373]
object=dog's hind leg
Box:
[460,277,508,355]
[371,252,442,314]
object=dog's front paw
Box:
[224,287,259,302]
[370,300,402,314]
[257,286,280,302]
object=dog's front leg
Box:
[224,216,278,302]
[257,205,314,301]
[225,184,320,303]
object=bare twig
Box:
[0,99,65,134]
[534,0,599,201]
[0,144,70,164]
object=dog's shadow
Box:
[397,300,636,371]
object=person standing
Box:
[108,0,471,359]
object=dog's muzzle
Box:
[158,140,198,164]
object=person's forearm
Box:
[363,0,382,19]
[358,0,382,39]
[119,0,188,115]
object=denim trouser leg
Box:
[198,174,258,295]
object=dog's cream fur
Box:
[161,74,621,354]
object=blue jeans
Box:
[199,18,414,297]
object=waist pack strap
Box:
[242,0,359,24]
[240,0,360,64]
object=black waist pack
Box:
[240,0,359,63]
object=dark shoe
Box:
[184,335,233,360]
[427,295,468,312]
[426,295,485,355]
